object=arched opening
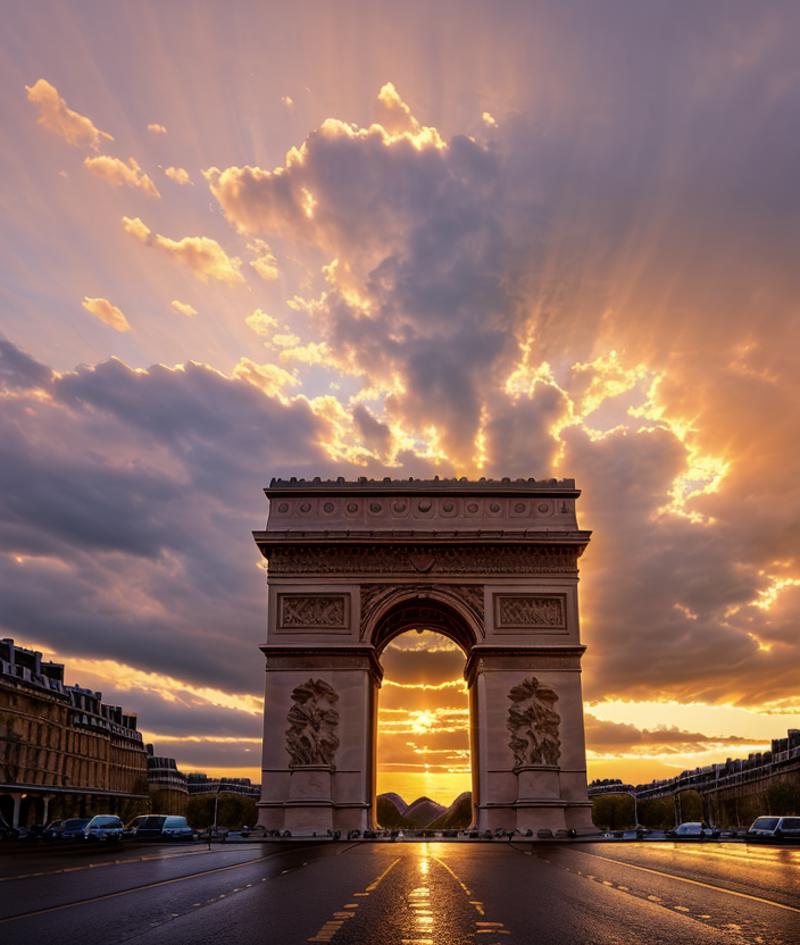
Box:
[369,595,478,831]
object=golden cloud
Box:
[84,155,160,197]
[147,123,167,134]
[247,239,279,281]
[81,296,131,332]
[121,216,244,284]
[232,357,299,398]
[165,166,192,186]
[170,299,197,317]
[244,308,278,336]
[25,78,113,149]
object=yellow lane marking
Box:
[365,857,401,891]
[433,855,512,940]
[578,852,800,915]
[308,856,401,942]
[0,851,282,923]
[432,856,472,896]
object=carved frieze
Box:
[268,544,578,577]
[285,678,340,767]
[278,594,348,629]
[507,676,561,767]
[495,594,566,630]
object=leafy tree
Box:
[591,794,634,830]
[766,781,799,816]
[186,794,257,829]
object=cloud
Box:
[0,337,52,390]
[584,714,754,756]
[281,95,294,109]
[165,165,192,185]
[247,239,279,281]
[84,155,160,197]
[122,216,244,284]
[232,357,299,397]
[25,78,113,149]
[0,336,332,696]
[203,84,524,460]
[81,297,131,332]
[245,308,277,336]
[170,299,197,317]
[481,111,497,128]
[147,123,167,134]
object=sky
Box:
[1,0,799,805]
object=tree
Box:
[591,794,634,830]
[766,781,799,816]
[185,794,257,829]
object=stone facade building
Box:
[0,639,149,827]
[146,746,189,815]
[185,772,261,798]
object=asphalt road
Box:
[1,840,798,945]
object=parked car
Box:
[83,815,124,841]
[43,819,66,840]
[59,818,92,840]
[667,821,719,839]
[747,816,800,842]
[126,815,194,841]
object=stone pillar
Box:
[467,647,595,835]
[42,794,54,824]
[514,765,566,833]
[257,647,381,835]
[284,765,334,833]
[10,793,22,828]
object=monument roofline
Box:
[267,476,579,497]
[254,529,591,545]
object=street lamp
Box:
[629,790,639,829]
[212,783,222,834]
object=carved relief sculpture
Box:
[279,595,347,628]
[496,595,565,629]
[507,676,561,767]
[285,679,340,767]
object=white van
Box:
[747,816,800,841]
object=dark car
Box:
[83,815,124,841]
[60,818,92,840]
[748,816,800,842]
[127,815,194,841]
[666,821,719,840]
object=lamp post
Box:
[208,782,222,850]
[629,790,639,829]
[212,783,222,834]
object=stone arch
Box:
[254,478,596,837]
[364,585,481,656]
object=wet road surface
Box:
[1,840,798,944]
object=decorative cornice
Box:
[465,644,586,687]
[260,645,384,683]
[267,476,579,496]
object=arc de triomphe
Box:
[254,478,595,835]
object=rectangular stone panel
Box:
[276,593,350,632]
[493,593,567,632]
